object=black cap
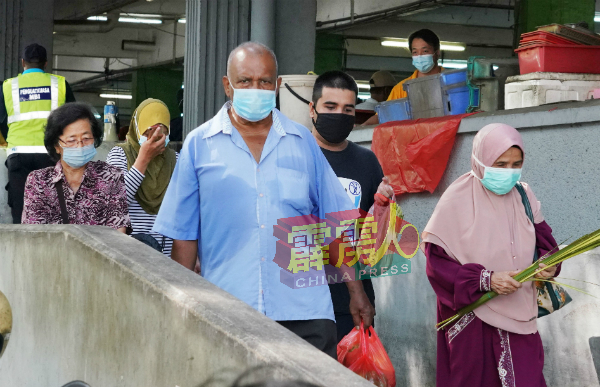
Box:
[23,43,47,63]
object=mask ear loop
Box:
[471,153,487,180]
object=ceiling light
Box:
[119,17,162,24]
[381,40,409,48]
[595,12,600,22]
[178,19,186,24]
[356,82,371,90]
[99,94,132,100]
[381,38,466,52]
[440,43,466,52]
[88,16,108,21]
[87,15,163,24]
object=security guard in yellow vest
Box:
[0,43,76,223]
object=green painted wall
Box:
[314,33,346,75]
[517,0,596,36]
[132,68,184,120]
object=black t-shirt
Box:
[320,141,384,315]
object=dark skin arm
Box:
[172,239,198,270]
[346,280,375,328]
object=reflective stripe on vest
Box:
[7,76,59,124]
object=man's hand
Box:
[375,176,394,205]
[194,258,201,274]
[491,271,522,295]
[347,280,375,329]
[534,263,557,279]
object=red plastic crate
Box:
[515,44,600,74]
[520,31,581,46]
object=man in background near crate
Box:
[361,28,444,126]
[355,71,397,111]
[309,70,383,342]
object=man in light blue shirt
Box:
[153,42,374,357]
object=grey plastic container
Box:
[402,73,445,119]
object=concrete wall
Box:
[349,99,600,386]
[0,225,373,387]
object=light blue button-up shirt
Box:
[153,103,354,321]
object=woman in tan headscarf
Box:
[106,98,178,255]
[422,123,561,387]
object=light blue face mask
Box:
[139,134,170,147]
[61,143,97,168]
[229,79,276,122]
[473,154,522,195]
[412,54,435,73]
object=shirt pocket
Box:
[278,167,312,214]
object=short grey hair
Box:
[226,41,278,78]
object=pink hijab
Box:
[423,123,544,334]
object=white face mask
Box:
[138,134,170,147]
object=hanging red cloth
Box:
[371,114,476,195]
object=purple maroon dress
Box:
[425,221,560,387]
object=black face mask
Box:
[312,111,355,144]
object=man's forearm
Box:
[171,239,198,271]
[346,278,365,294]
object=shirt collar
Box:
[51,161,65,184]
[203,101,303,139]
[22,68,45,75]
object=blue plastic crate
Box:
[375,98,412,124]
[444,84,479,115]
[440,69,467,87]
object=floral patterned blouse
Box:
[22,160,131,230]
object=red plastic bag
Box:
[337,322,396,387]
[371,114,476,196]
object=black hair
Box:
[408,29,440,52]
[312,71,358,105]
[22,60,46,69]
[44,102,103,161]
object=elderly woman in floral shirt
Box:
[22,102,130,231]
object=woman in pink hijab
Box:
[422,123,560,387]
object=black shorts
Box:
[278,319,337,359]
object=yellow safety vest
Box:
[2,72,66,148]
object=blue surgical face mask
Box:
[412,54,435,73]
[473,154,522,195]
[229,79,276,122]
[61,144,97,168]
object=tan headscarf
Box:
[423,123,544,334]
[117,98,177,215]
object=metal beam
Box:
[54,0,138,20]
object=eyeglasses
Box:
[59,137,95,148]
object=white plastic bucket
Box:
[278,74,318,130]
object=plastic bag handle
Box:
[359,321,368,356]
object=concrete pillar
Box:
[250,0,276,49]
[182,0,251,139]
[274,0,317,75]
[0,0,54,79]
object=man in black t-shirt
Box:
[309,71,386,342]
